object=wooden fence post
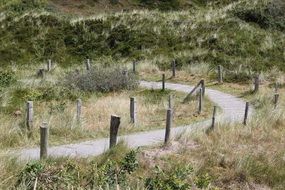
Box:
[253,75,260,93]
[109,115,121,149]
[211,106,217,130]
[274,93,279,109]
[201,80,205,96]
[132,61,136,73]
[130,97,137,125]
[40,122,48,159]
[47,59,52,72]
[76,99,82,122]
[168,95,173,109]
[164,109,172,145]
[86,59,91,71]
[26,101,33,132]
[162,74,165,91]
[218,65,223,83]
[243,102,249,125]
[198,88,202,114]
[171,60,176,78]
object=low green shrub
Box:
[0,70,16,88]
[145,165,193,190]
[64,66,139,93]
[16,150,139,189]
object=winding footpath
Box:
[16,81,253,160]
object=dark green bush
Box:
[236,0,285,32]
[64,66,139,93]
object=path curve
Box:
[16,81,253,160]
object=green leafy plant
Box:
[145,164,193,190]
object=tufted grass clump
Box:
[64,66,139,93]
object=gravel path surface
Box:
[15,81,253,160]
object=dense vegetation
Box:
[0,0,284,73]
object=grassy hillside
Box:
[0,0,284,73]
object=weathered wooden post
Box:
[40,122,48,159]
[132,61,136,73]
[211,106,217,130]
[274,93,279,109]
[171,60,176,78]
[164,109,172,145]
[47,59,52,72]
[198,88,203,114]
[253,75,260,93]
[130,97,137,125]
[243,102,249,125]
[109,115,121,149]
[162,74,165,91]
[218,65,223,83]
[76,99,82,122]
[168,95,173,109]
[26,101,33,132]
[201,80,205,96]
[86,59,91,71]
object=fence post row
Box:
[109,115,121,149]
[243,102,249,125]
[76,99,82,122]
[40,122,49,159]
[218,65,223,83]
[172,60,176,77]
[130,97,137,125]
[162,74,165,91]
[164,109,172,145]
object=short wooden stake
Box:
[26,101,33,131]
[162,74,165,91]
[253,75,260,93]
[40,122,48,159]
[109,115,121,149]
[76,99,82,122]
[218,65,223,83]
[47,59,52,72]
[201,80,205,96]
[211,106,217,130]
[164,109,172,145]
[243,102,249,125]
[132,61,136,73]
[168,95,173,109]
[171,60,176,77]
[130,97,137,125]
[274,93,279,109]
[198,88,203,114]
[86,59,91,71]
